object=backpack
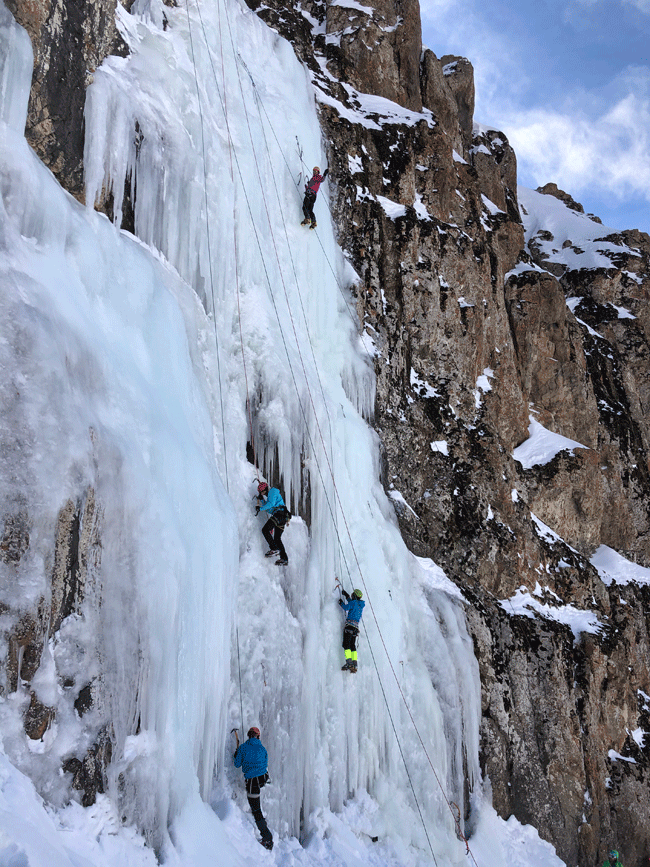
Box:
[271,506,291,529]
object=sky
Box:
[420,0,650,235]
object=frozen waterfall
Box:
[0,0,561,865]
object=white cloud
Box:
[419,0,650,207]
[501,72,650,202]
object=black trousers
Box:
[302,190,316,223]
[262,518,287,560]
[245,774,272,842]
[343,621,359,651]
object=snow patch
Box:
[513,416,589,468]
[591,545,650,587]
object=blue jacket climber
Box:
[256,481,289,564]
[339,588,365,673]
[339,590,365,624]
[259,487,285,515]
[233,727,273,850]
[234,734,269,779]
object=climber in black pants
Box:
[234,726,273,850]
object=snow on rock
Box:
[376,194,407,220]
[608,749,636,764]
[519,186,640,274]
[468,804,566,867]
[591,545,650,587]
[499,586,602,643]
[481,194,505,216]
[513,416,589,468]
[388,488,418,518]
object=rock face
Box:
[5,0,133,201]
[0,489,108,807]
[5,0,650,864]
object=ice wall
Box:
[0,0,236,849]
[0,0,31,132]
[2,0,482,861]
[84,0,482,859]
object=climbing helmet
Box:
[248,726,261,738]
[609,852,619,861]
[257,482,268,494]
[352,589,363,599]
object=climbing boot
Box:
[341,661,352,671]
[275,558,288,566]
[349,661,357,673]
[261,837,274,850]
[310,220,317,229]
[265,549,279,557]
[301,218,309,226]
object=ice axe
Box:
[231,727,240,749]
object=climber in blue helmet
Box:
[602,849,623,867]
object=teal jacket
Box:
[234,737,268,780]
[259,487,285,515]
[603,860,623,867]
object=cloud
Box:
[419,0,650,206]
[420,0,531,103]
[502,84,650,203]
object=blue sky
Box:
[420,0,650,234]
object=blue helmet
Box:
[609,852,618,861]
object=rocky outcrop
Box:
[537,181,585,213]
[5,0,133,201]
[0,489,108,807]
[325,0,423,111]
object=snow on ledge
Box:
[591,545,650,587]
[513,416,588,468]
[499,586,602,643]
[329,0,374,12]
[388,488,418,518]
[414,555,466,602]
[376,195,407,220]
[481,194,505,216]
[608,749,636,764]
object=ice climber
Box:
[338,587,365,673]
[603,850,623,867]
[233,726,274,850]
[301,166,329,229]
[255,481,290,565]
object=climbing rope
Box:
[184,0,230,491]
[214,0,258,472]
[187,1,478,861]
[239,56,376,361]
